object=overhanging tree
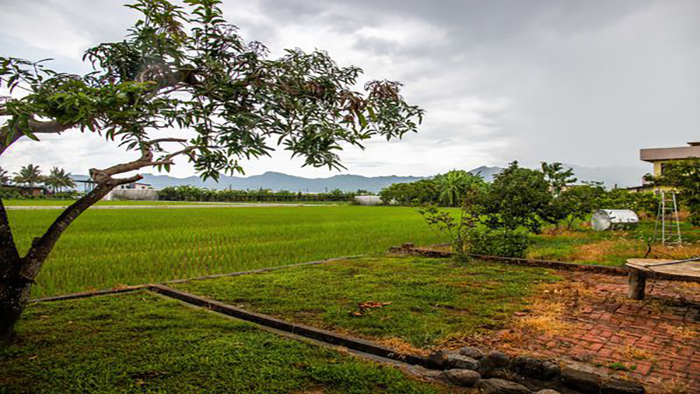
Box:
[0,0,423,342]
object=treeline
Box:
[384,162,658,231]
[0,164,79,199]
[157,185,365,202]
[418,162,661,260]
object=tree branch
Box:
[19,172,143,280]
[145,138,188,145]
[0,119,75,157]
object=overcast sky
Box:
[1,0,699,180]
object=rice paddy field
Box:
[9,202,699,299]
[9,206,446,298]
[3,199,343,206]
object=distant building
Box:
[353,195,382,206]
[115,182,152,190]
[105,182,157,201]
[640,142,700,178]
[0,184,47,197]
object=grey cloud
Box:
[1,0,698,180]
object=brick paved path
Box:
[474,271,700,393]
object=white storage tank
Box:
[591,209,639,231]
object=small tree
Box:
[0,0,423,342]
[419,186,484,262]
[419,185,530,260]
[44,167,76,193]
[541,162,577,197]
[12,164,43,188]
[434,169,484,207]
[483,161,552,233]
[0,167,9,185]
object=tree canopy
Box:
[1,0,423,186]
[0,0,424,343]
[12,164,43,188]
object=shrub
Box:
[467,226,530,258]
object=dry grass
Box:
[566,238,700,264]
[647,243,700,260]
[657,376,692,394]
[514,300,571,336]
[623,345,657,362]
[667,325,699,341]
[571,239,641,262]
[376,337,431,357]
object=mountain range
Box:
[73,164,646,193]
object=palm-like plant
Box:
[13,164,43,188]
[0,167,9,185]
[436,170,484,207]
[44,167,76,193]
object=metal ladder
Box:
[653,190,682,245]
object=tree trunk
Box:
[0,262,32,344]
[0,199,23,344]
[0,182,120,344]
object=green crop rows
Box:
[9,206,445,298]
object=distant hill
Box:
[466,164,645,188]
[71,163,646,192]
[74,172,426,193]
[468,166,504,182]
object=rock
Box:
[541,361,560,380]
[601,380,645,394]
[446,354,479,370]
[478,378,531,394]
[459,346,485,359]
[536,390,560,394]
[561,367,602,394]
[427,350,449,369]
[441,369,481,387]
[479,351,511,375]
[510,356,560,380]
[488,369,511,380]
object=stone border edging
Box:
[148,284,433,368]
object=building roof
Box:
[640,142,700,163]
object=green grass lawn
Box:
[8,206,445,298]
[173,255,560,350]
[0,292,445,394]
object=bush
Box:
[467,226,530,258]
